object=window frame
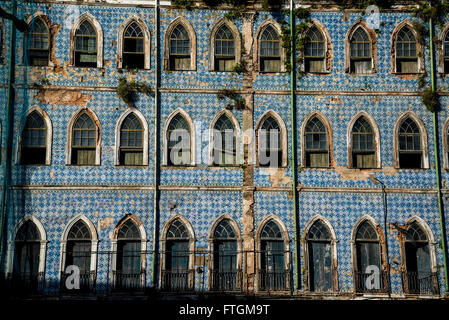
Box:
[164,17,196,72]
[26,15,50,67]
[391,20,424,75]
[209,109,241,167]
[301,112,332,168]
[345,22,376,75]
[115,108,148,166]
[209,20,241,72]
[69,12,103,68]
[254,20,286,74]
[117,16,151,70]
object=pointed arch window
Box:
[119,113,144,166]
[28,17,49,66]
[163,219,191,292]
[215,24,235,71]
[74,20,97,68]
[444,31,449,73]
[260,25,281,72]
[350,27,371,74]
[13,221,41,293]
[169,24,190,71]
[351,116,376,169]
[396,26,418,73]
[259,220,286,291]
[213,114,236,166]
[167,114,191,166]
[21,111,47,165]
[64,220,93,292]
[398,117,422,169]
[306,220,333,292]
[211,219,239,291]
[403,222,437,294]
[71,112,97,165]
[115,219,142,291]
[354,221,385,293]
[122,22,144,69]
[304,26,325,73]
[258,116,282,167]
[304,116,329,168]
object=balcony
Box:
[403,272,439,295]
[113,271,145,292]
[8,272,44,295]
[257,270,290,292]
[160,270,193,292]
[60,271,96,294]
[210,270,242,292]
[354,271,388,294]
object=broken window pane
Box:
[21,111,47,165]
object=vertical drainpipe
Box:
[429,17,449,293]
[151,0,160,288]
[289,0,299,291]
[0,0,17,273]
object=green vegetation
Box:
[117,77,152,105]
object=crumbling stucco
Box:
[35,89,93,106]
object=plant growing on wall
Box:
[117,77,152,106]
[217,89,246,110]
[421,87,438,112]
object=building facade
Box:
[1,0,449,299]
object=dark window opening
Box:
[167,114,190,166]
[351,116,376,169]
[28,17,49,66]
[123,22,144,69]
[119,113,144,166]
[398,117,422,169]
[260,26,281,73]
[169,24,190,71]
[304,116,329,168]
[71,113,97,166]
[213,115,236,166]
[306,221,333,292]
[21,111,47,165]
[74,20,97,68]
[258,116,282,167]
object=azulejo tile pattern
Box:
[0,1,448,297]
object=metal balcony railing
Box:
[60,271,96,293]
[113,271,145,292]
[8,272,44,294]
[210,270,242,292]
[354,271,388,294]
[404,272,439,295]
[257,270,290,292]
[161,270,193,292]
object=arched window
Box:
[162,219,191,291]
[304,116,329,168]
[28,17,49,66]
[304,26,325,73]
[213,114,236,166]
[354,221,384,293]
[71,112,97,165]
[214,24,235,71]
[169,24,190,71]
[351,116,376,169]
[259,220,286,291]
[350,27,371,74]
[260,25,281,72]
[13,221,41,293]
[211,219,239,291]
[119,113,144,166]
[64,220,93,292]
[258,116,282,167]
[21,111,47,165]
[122,22,144,69]
[306,220,333,292]
[403,222,437,294]
[444,31,449,73]
[74,20,97,67]
[167,114,191,166]
[396,26,417,73]
[398,117,422,169]
[115,219,142,291]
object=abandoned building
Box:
[1,0,449,300]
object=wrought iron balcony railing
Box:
[60,271,96,293]
[354,270,388,294]
[257,270,290,292]
[113,271,145,292]
[404,272,439,295]
[160,270,194,292]
[8,272,44,294]
[210,270,242,292]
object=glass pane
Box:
[308,241,332,292]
